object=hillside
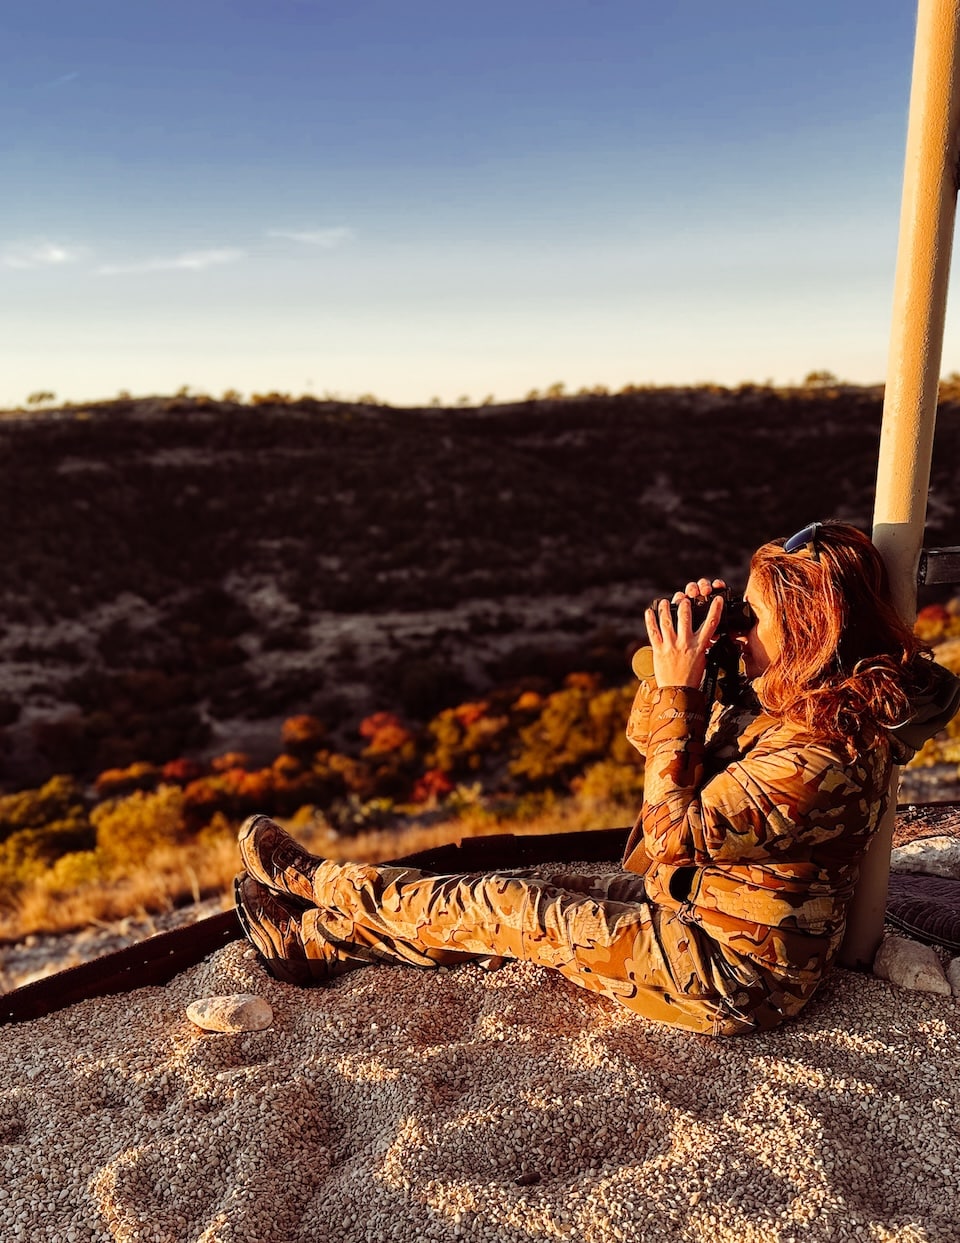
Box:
[3,384,958,792]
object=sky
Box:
[0,1,953,407]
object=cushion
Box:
[886,872,960,951]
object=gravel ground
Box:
[2,884,958,1242]
[0,899,228,994]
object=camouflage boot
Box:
[234,873,334,986]
[238,814,321,904]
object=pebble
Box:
[873,934,952,995]
[185,993,274,1032]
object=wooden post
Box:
[841,0,960,968]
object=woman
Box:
[234,522,959,1035]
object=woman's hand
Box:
[645,577,726,689]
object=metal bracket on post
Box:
[918,546,960,585]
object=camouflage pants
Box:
[298,860,768,1036]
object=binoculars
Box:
[664,588,756,637]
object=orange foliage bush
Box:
[94,761,161,798]
[915,600,960,644]
[281,714,328,756]
[512,690,543,713]
[210,751,252,773]
[411,768,454,805]
[272,753,303,779]
[359,712,414,755]
[427,703,510,778]
[161,757,205,784]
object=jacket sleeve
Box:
[625,679,658,757]
[638,686,878,867]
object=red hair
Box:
[749,522,927,754]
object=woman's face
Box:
[740,573,782,680]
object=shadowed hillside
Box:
[1,384,958,790]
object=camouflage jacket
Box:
[621,679,891,986]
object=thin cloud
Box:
[267,227,355,248]
[97,248,245,276]
[38,71,80,90]
[2,239,88,269]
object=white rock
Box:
[889,835,960,878]
[186,994,274,1032]
[873,936,951,995]
[948,957,960,997]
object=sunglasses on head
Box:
[783,522,823,562]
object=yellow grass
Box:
[0,798,634,944]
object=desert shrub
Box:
[210,751,252,773]
[322,752,374,798]
[46,849,103,889]
[512,689,544,713]
[426,702,510,776]
[180,766,279,825]
[261,624,311,652]
[916,603,960,643]
[92,784,187,870]
[170,585,254,638]
[94,761,161,798]
[33,701,210,778]
[0,817,95,886]
[251,391,293,406]
[255,670,326,716]
[162,756,205,784]
[194,811,237,847]
[0,775,87,843]
[572,758,645,809]
[281,714,328,757]
[509,683,635,786]
[182,775,225,825]
[359,712,415,757]
[932,637,960,676]
[411,768,455,805]
[326,794,395,833]
[273,753,304,779]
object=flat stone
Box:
[873,935,951,995]
[186,994,274,1033]
[889,835,960,879]
[948,958,960,997]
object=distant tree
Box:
[544,381,566,399]
[429,396,442,407]
[251,391,292,406]
[480,394,495,407]
[938,372,960,402]
[803,370,839,388]
[116,389,132,400]
[174,384,191,398]
[26,391,56,406]
[221,388,243,403]
[525,388,540,402]
[356,393,380,406]
[456,394,471,407]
